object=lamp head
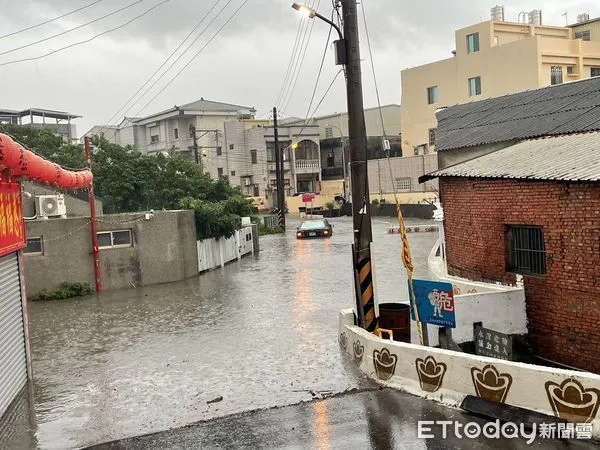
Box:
[292,3,316,18]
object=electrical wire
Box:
[0,0,146,57]
[0,0,108,40]
[277,0,319,112]
[96,0,226,135]
[298,11,334,131]
[130,0,236,117]
[133,0,249,116]
[274,15,306,107]
[0,0,170,67]
[276,0,315,109]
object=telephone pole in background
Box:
[191,125,199,165]
[273,107,286,229]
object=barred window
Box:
[507,226,546,275]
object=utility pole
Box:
[84,137,102,294]
[191,125,199,165]
[342,0,376,331]
[273,107,286,229]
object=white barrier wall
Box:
[413,233,528,346]
[197,226,253,273]
[340,310,600,437]
[414,288,528,347]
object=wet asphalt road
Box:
[1,217,443,448]
[2,216,595,449]
[87,389,593,450]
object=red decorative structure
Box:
[0,133,92,188]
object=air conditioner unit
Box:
[37,194,67,219]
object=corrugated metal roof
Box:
[422,132,600,182]
[436,77,600,152]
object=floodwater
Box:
[1,217,439,449]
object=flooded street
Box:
[2,217,439,449]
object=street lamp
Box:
[292,3,346,64]
[326,123,347,199]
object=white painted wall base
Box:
[340,310,600,438]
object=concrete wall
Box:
[24,210,198,296]
[368,154,438,195]
[339,310,600,437]
[21,181,103,218]
[440,177,600,373]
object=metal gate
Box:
[0,253,27,418]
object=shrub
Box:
[31,282,94,301]
[371,198,380,205]
[325,201,336,211]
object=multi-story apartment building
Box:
[84,98,255,156]
[401,7,600,156]
[217,120,321,205]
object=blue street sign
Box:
[409,279,456,328]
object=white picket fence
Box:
[197,226,254,273]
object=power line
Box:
[0,0,108,40]
[0,0,170,67]
[0,0,146,57]
[274,16,305,107]
[298,11,334,128]
[278,0,321,112]
[129,0,236,117]
[276,0,316,109]
[97,0,225,135]
[134,0,249,116]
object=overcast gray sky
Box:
[0,0,598,136]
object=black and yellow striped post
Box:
[353,244,378,332]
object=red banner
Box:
[0,181,25,257]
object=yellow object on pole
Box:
[395,202,428,346]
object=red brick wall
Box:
[441,177,600,373]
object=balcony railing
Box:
[295,159,320,169]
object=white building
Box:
[83,98,256,156]
[216,120,321,205]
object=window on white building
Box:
[551,66,563,85]
[395,178,412,192]
[174,128,179,140]
[468,77,482,96]
[466,33,480,53]
[575,30,591,41]
[150,126,159,144]
[427,86,439,105]
[428,128,436,146]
